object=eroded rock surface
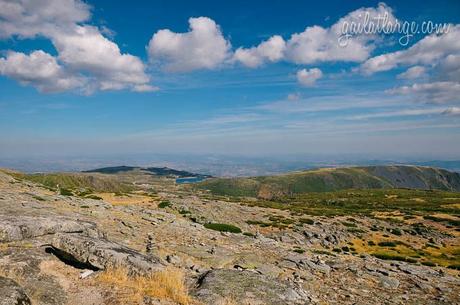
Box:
[50,233,164,273]
[0,215,103,242]
[0,276,32,305]
[194,269,310,305]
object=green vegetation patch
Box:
[59,188,73,196]
[377,241,398,247]
[203,223,242,233]
[298,218,315,225]
[239,189,460,217]
[12,172,133,193]
[372,252,418,263]
[158,200,171,208]
[85,194,103,200]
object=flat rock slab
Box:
[0,276,32,305]
[193,269,310,305]
[0,215,102,242]
[50,233,164,274]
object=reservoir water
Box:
[175,177,206,184]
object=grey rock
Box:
[193,269,310,305]
[378,275,400,289]
[50,233,164,274]
[303,259,331,274]
[0,215,102,242]
[0,249,68,305]
[166,254,181,265]
[0,276,31,305]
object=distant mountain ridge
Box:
[196,165,460,199]
[83,165,212,178]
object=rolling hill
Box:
[9,171,133,193]
[196,165,460,199]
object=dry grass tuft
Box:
[217,297,238,305]
[96,266,193,305]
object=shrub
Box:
[246,220,270,227]
[367,240,376,246]
[332,248,342,253]
[77,189,93,197]
[348,228,366,233]
[59,188,73,196]
[391,228,402,236]
[204,223,242,233]
[447,264,460,270]
[421,261,436,267]
[299,218,314,225]
[372,253,417,263]
[378,241,397,247]
[293,248,305,254]
[312,249,334,256]
[85,194,102,200]
[243,232,255,237]
[158,200,171,208]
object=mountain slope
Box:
[196,165,460,199]
[10,172,133,193]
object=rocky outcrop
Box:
[0,276,32,305]
[0,215,103,242]
[0,214,164,275]
[50,233,164,274]
[193,269,310,305]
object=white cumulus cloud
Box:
[296,68,323,87]
[52,25,151,91]
[0,0,90,38]
[0,0,154,93]
[0,50,85,92]
[234,35,286,68]
[147,17,231,72]
[285,3,396,65]
[360,25,460,75]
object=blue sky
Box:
[0,0,460,160]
